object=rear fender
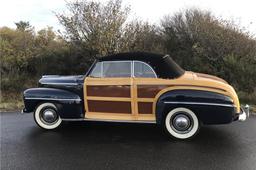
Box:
[155,89,235,125]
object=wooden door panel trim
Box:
[87,85,131,97]
[136,115,155,121]
[87,100,132,113]
[85,112,155,121]
[86,112,134,116]
[138,102,153,114]
[85,112,135,120]
[131,79,137,118]
[86,82,131,85]
[84,82,89,115]
[136,83,226,92]
[84,77,134,120]
[85,77,132,85]
[137,98,155,102]
[137,85,170,98]
[86,96,131,102]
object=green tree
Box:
[0,24,71,94]
[161,9,256,93]
[56,0,130,56]
[15,21,33,32]
[121,20,164,53]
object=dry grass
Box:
[0,101,24,112]
[250,105,256,115]
[0,92,23,112]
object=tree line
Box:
[1,0,256,104]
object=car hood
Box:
[39,75,84,86]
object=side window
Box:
[103,61,131,78]
[134,61,157,78]
[90,62,102,77]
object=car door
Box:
[84,61,135,121]
[132,61,169,121]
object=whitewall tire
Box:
[164,107,199,140]
[34,103,62,130]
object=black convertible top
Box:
[98,52,185,79]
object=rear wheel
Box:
[34,103,62,130]
[164,107,199,140]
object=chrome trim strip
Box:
[163,54,170,59]
[24,97,81,102]
[62,118,85,121]
[132,61,134,77]
[164,101,235,107]
[42,75,60,78]
[62,118,156,124]
[101,62,103,77]
[40,82,78,85]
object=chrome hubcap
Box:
[171,113,192,133]
[41,109,58,124]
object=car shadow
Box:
[27,120,239,146]
[23,120,249,169]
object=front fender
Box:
[23,88,84,119]
[155,89,236,125]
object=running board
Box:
[62,118,156,124]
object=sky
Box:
[0,0,255,36]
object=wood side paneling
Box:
[137,84,226,99]
[87,85,130,97]
[138,102,153,114]
[87,100,131,113]
[137,85,169,98]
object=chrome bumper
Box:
[238,104,250,122]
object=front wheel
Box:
[164,107,200,140]
[34,103,62,130]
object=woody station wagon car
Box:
[22,52,249,139]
